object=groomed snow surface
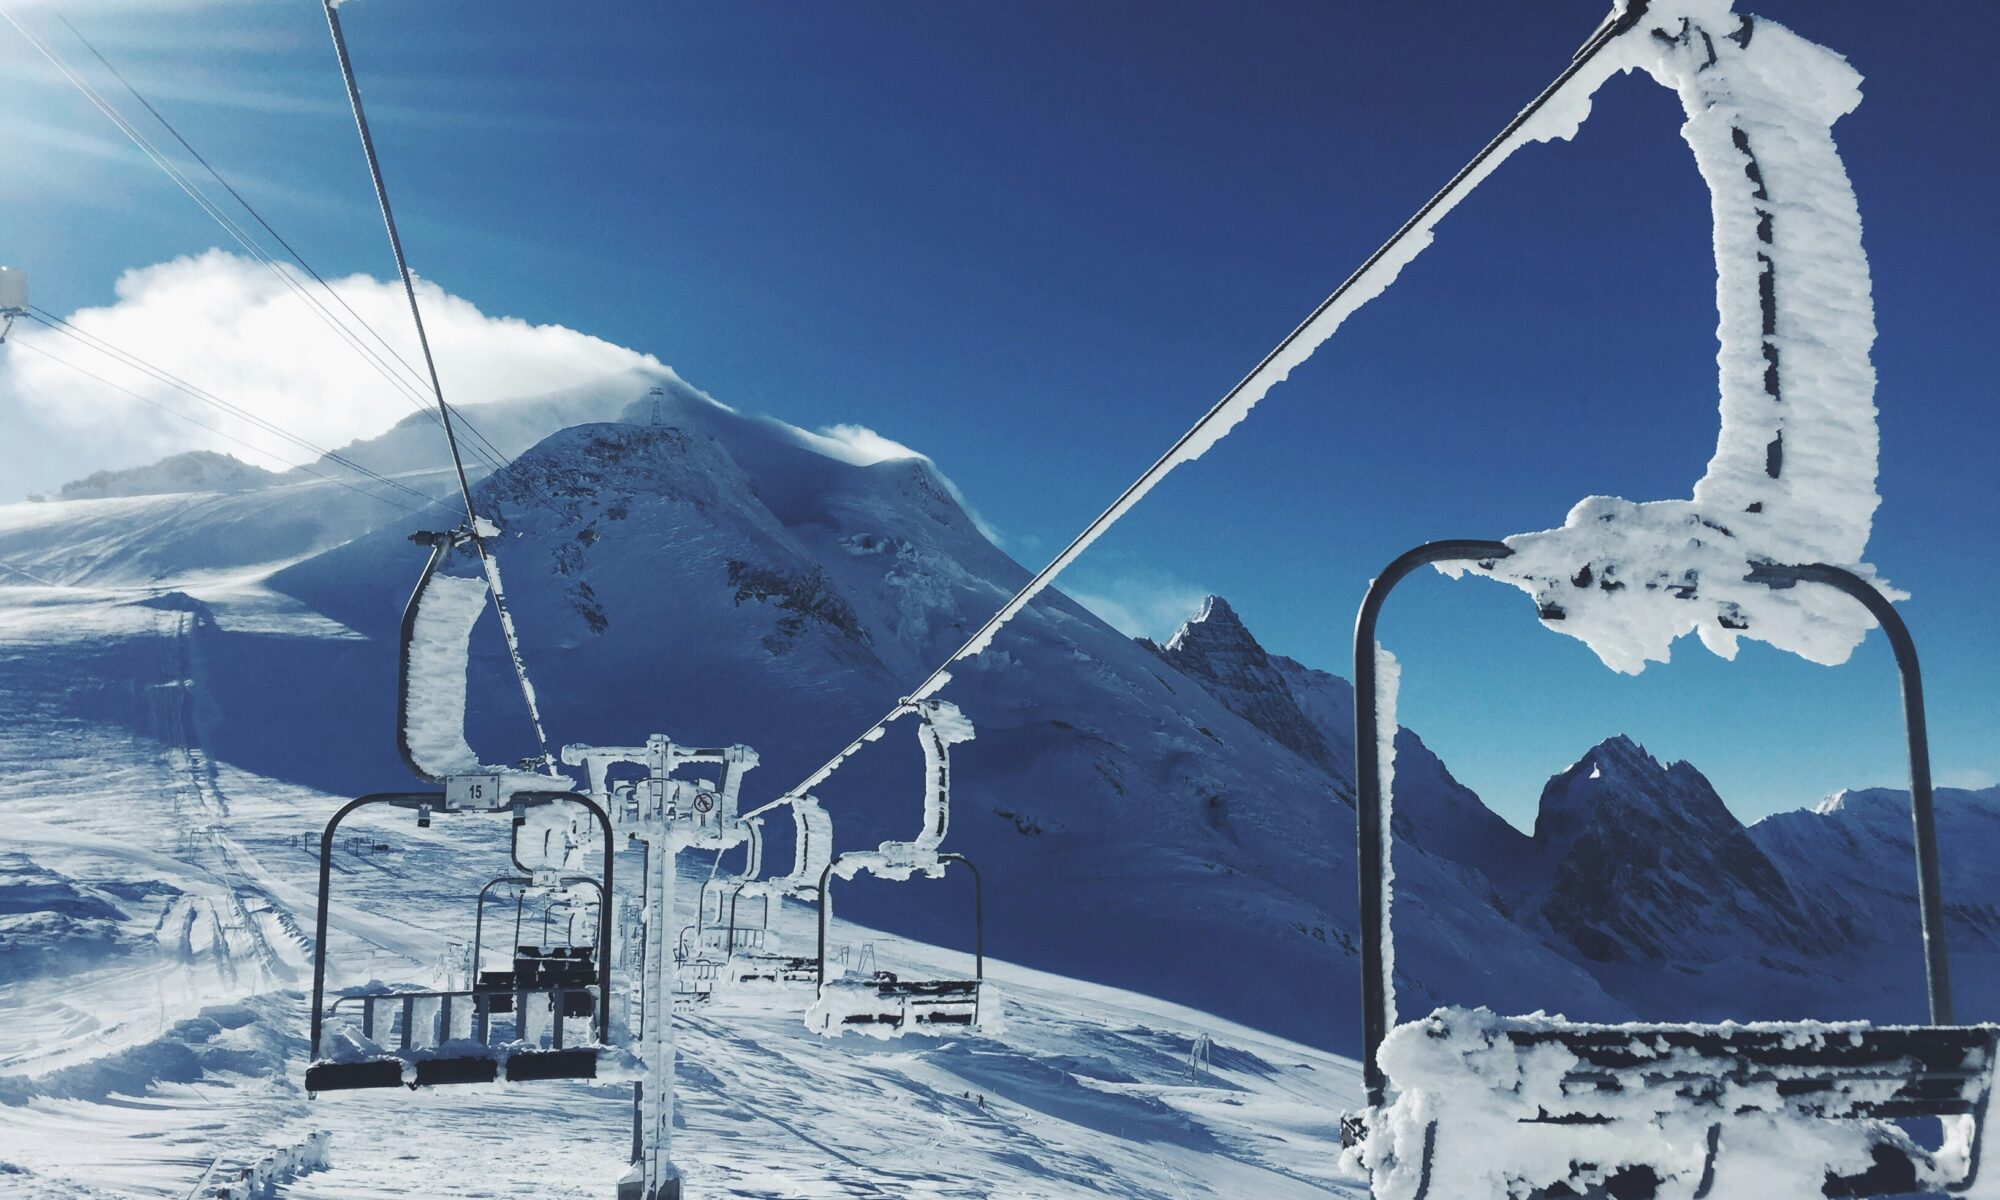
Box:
[0,584,1358,1198]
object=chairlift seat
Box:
[1366,1009,2000,1199]
[814,972,985,1031]
[728,955,819,985]
[306,1046,604,1093]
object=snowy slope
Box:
[1151,596,1536,898]
[0,581,1360,1197]
[249,386,1624,1047]
[0,365,674,588]
[1752,784,2000,1021]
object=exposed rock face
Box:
[1523,735,1831,966]
[1152,595,1536,894]
[1156,597,1344,778]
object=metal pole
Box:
[1352,542,1512,1107]
[816,859,841,992]
[1749,562,1953,1023]
[308,792,441,1068]
[941,853,983,981]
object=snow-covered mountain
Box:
[1150,595,1536,898]
[57,450,282,500]
[2,371,1991,1050]
[243,379,1623,1048]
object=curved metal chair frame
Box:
[1352,542,1953,1106]
[814,852,984,997]
[307,789,616,1078]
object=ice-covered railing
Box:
[1454,1,1888,673]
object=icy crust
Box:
[804,978,1002,1040]
[1358,1007,1997,1200]
[199,1132,332,1200]
[404,565,564,793]
[1462,6,1887,674]
[1375,648,1401,1023]
[404,571,487,777]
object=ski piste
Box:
[0,0,1986,1198]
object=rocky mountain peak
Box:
[1162,595,1260,660]
[1524,735,1828,967]
[1534,735,1734,852]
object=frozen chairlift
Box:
[806,699,991,1036]
[471,875,604,1023]
[696,796,834,988]
[0,266,24,342]
[305,532,614,1093]
[1337,3,2000,1193]
[1343,545,2000,1198]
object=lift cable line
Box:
[0,5,519,480]
[322,0,557,777]
[21,307,444,509]
[748,1,1651,821]
[5,334,431,515]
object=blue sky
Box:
[4,1,1994,826]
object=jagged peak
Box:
[1163,595,1257,655]
[1534,733,1743,850]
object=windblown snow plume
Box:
[1456,3,1886,673]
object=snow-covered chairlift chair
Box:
[709,797,833,988]
[1343,542,2000,1200]
[306,530,616,1094]
[805,700,994,1036]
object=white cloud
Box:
[0,250,661,494]
[788,420,1001,546]
[1063,570,1210,642]
[801,422,925,467]
[1939,767,1999,791]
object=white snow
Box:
[403,570,487,778]
[1374,647,1400,1025]
[1360,1006,1995,1200]
[1458,6,1887,673]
